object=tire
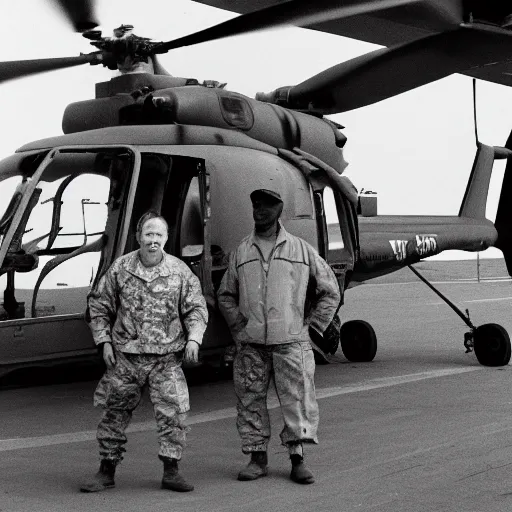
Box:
[473,323,511,367]
[340,320,377,362]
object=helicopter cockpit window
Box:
[0,150,133,321]
[180,176,203,252]
[323,186,345,254]
[22,174,108,252]
[2,173,109,318]
[0,176,23,234]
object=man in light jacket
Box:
[217,187,340,484]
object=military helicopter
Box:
[0,0,511,379]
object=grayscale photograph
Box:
[1,1,512,511]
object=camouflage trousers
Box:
[93,350,190,463]
[233,341,319,454]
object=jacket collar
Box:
[249,220,289,249]
[126,250,174,280]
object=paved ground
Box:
[2,277,512,511]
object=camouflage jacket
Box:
[88,250,208,354]
[217,223,340,345]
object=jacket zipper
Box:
[254,239,285,345]
[253,243,269,344]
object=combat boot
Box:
[160,456,194,492]
[80,459,117,492]
[237,451,268,481]
[290,454,315,484]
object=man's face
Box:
[251,194,283,231]
[137,218,168,258]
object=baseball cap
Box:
[250,188,283,203]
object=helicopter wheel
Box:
[473,323,511,367]
[340,320,377,362]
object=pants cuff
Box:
[287,442,303,456]
[158,447,183,460]
[280,433,319,446]
[241,442,268,454]
[99,454,123,464]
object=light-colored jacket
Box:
[217,223,340,345]
[88,250,208,354]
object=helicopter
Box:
[0,0,511,379]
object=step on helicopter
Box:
[0,0,511,378]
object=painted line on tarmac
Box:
[362,278,511,287]
[426,296,512,306]
[314,367,480,399]
[0,367,481,453]
[465,296,512,303]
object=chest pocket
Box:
[148,277,172,295]
[147,274,181,298]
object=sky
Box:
[3,0,512,266]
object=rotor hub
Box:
[83,25,163,72]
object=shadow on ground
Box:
[0,358,233,390]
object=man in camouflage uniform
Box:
[80,211,208,493]
[217,187,340,484]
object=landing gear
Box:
[473,323,511,367]
[408,265,511,367]
[340,320,377,362]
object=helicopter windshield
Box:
[0,177,24,238]
[0,148,136,320]
[0,153,40,242]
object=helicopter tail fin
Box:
[459,143,498,219]
[459,143,512,219]
[458,142,512,274]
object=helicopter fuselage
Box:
[0,75,501,374]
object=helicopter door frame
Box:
[196,161,214,302]
[312,184,359,301]
[279,149,359,295]
[123,154,214,302]
[332,188,359,267]
[330,187,359,295]
[0,146,141,373]
[1,145,141,319]
[313,190,328,260]
[159,157,214,304]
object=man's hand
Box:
[184,340,200,365]
[102,342,116,369]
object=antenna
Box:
[472,78,479,145]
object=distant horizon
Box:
[428,250,503,261]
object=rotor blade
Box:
[282,24,512,114]
[0,55,98,85]
[154,0,425,53]
[53,0,98,31]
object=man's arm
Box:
[179,268,209,346]
[87,267,118,347]
[216,251,245,334]
[305,243,341,335]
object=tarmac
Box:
[2,274,512,511]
